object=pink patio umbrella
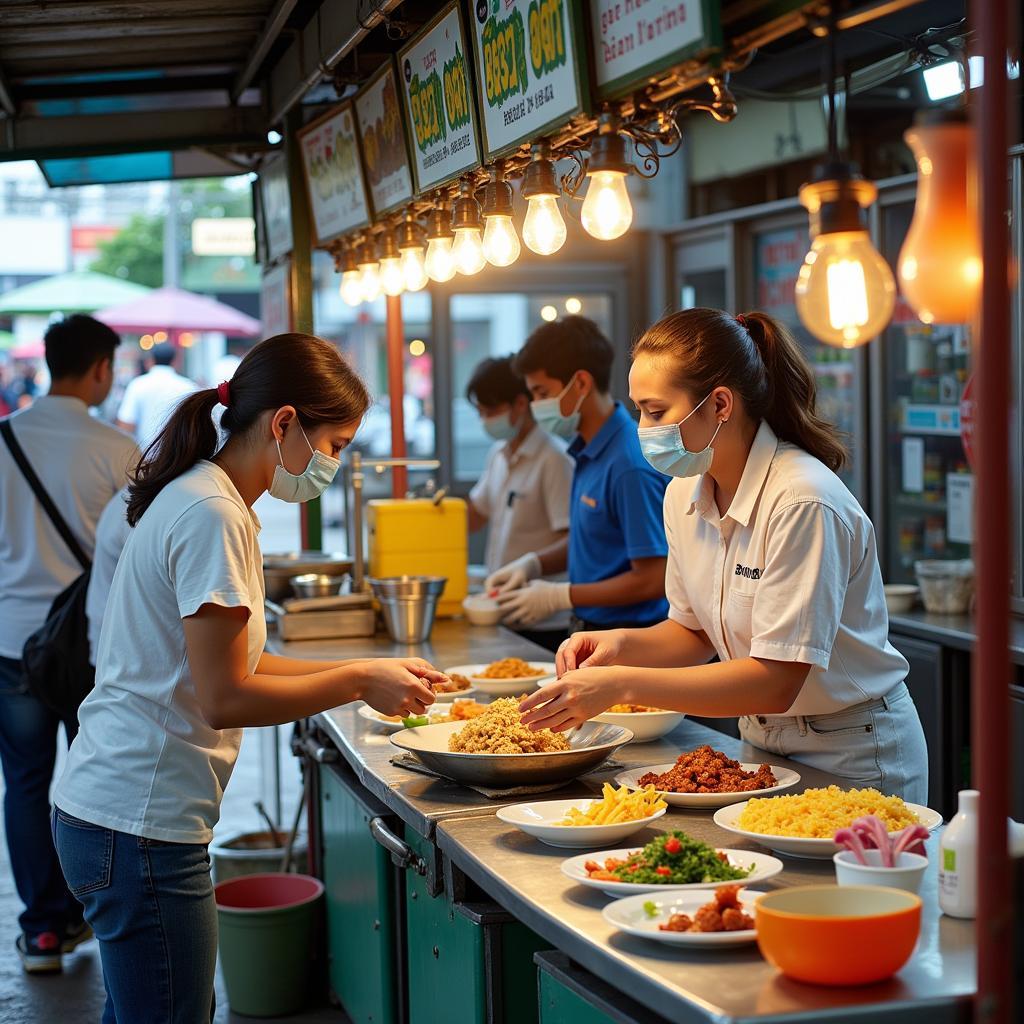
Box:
[10,340,44,359]
[95,286,261,342]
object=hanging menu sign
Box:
[354,61,415,218]
[469,0,590,161]
[297,103,371,246]
[259,154,293,264]
[589,0,721,101]
[397,2,482,193]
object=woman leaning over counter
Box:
[52,334,444,1023]
[520,308,928,804]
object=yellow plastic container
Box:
[367,498,468,617]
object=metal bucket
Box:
[369,575,447,643]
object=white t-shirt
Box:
[0,396,138,658]
[664,420,908,717]
[85,487,132,665]
[55,461,267,843]
[117,365,197,449]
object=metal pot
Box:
[263,551,352,602]
[289,573,351,599]
[368,576,447,643]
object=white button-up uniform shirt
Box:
[664,420,907,716]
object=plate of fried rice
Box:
[713,786,943,859]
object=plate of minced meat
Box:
[602,884,761,947]
[614,745,801,808]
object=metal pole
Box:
[284,106,321,549]
[970,1,1012,1021]
[386,293,408,499]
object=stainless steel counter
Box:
[889,608,1024,664]
[273,619,975,1023]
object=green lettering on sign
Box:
[409,70,446,153]
[481,10,528,109]
[528,0,566,77]
[443,44,472,130]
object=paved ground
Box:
[0,725,348,1023]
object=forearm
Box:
[206,665,364,729]
[536,536,568,575]
[569,561,665,609]
[617,658,809,717]
[614,619,715,669]
[257,651,368,676]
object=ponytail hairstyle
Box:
[127,333,370,526]
[632,308,847,472]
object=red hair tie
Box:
[217,381,231,406]
[735,314,748,329]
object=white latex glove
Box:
[485,551,541,596]
[496,580,572,626]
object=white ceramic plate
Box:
[431,680,477,703]
[496,799,668,849]
[560,847,783,897]
[357,705,452,732]
[613,763,801,808]
[602,888,762,947]
[445,662,556,697]
[591,710,686,743]
[712,800,944,859]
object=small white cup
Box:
[833,849,928,894]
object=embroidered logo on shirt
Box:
[735,563,762,580]
[580,494,597,508]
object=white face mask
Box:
[268,424,340,503]
[531,376,584,440]
[637,391,724,478]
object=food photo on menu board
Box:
[354,62,415,218]
[398,2,482,194]
[297,103,372,245]
[468,0,589,161]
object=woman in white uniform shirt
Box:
[53,334,445,1022]
[521,308,927,802]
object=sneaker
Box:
[62,920,93,955]
[16,931,62,974]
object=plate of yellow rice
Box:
[712,786,943,859]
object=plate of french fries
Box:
[496,784,668,848]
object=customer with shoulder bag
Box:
[0,315,138,974]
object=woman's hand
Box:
[518,667,620,732]
[358,659,446,717]
[556,629,625,675]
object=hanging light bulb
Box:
[521,143,567,255]
[336,244,363,307]
[357,238,381,303]
[377,228,406,297]
[424,200,456,283]
[581,114,633,241]
[451,180,486,276]
[795,163,896,348]
[396,215,429,292]
[481,162,521,267]
[898,109,981,324]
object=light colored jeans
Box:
[739,682,928,805]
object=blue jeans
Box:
[52,809,217,1024]
[0,654,82,937]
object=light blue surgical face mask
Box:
[531,376,584,440]
[482,410,517,442]
[269,424,340,503]
[637,391,724,478]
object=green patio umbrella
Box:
[0,271,151,315]
[0,330,15,350]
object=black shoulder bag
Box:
[1,419,95,719]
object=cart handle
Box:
[369,816,427,875]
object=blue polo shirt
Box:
[567,403,669,626]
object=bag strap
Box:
[1,418,91,572]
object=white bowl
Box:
[713,800,944,859]
[591,709,685,743]
[614,763,801,808]
[884,584,920,614]
[602,888,761,947]
[833,849,928,893]
[496,798,667,848]
[462,595,503,626]
[446,662,556,697]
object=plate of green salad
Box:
[560,830,783,896]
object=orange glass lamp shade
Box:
[898,110,982,325]
[755,885,922,986]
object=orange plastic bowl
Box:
[755,885,922,986]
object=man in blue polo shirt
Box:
[489,316,668,632]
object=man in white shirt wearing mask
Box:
[0,314,138,973]
[116,342,197,450]
[466,356,573,652]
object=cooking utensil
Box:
[289,573,350,599]
[253,801,282,848]
[369,575,447,644]
[262,551,352,602]
[279,775,308,873]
